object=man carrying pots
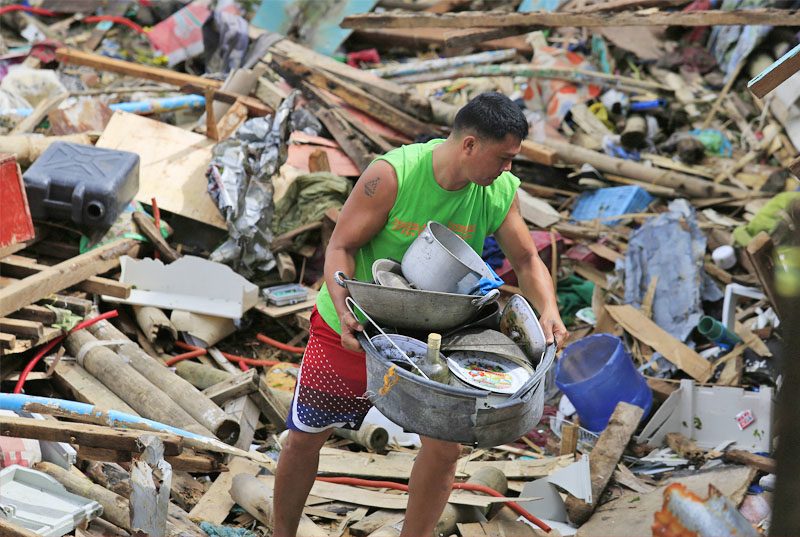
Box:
[273,92,567,537]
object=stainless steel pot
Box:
[334,271,498,332]
[401,221,492,295]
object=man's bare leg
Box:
[400,436,461,537]
[272,428,332,537]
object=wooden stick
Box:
[0,239,137,317]
[723,449,776,473]
[0,416,182,455]
[749,42,800,99]
[56,48,222,90]
[342,8,800,30]
[11,92,68,134]
[572,0,689,12]
[543,138,749,199]
[132,212,180,263]
[565,402,644,525]
[1,255,131,299]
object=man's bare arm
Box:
[324,159,398,350]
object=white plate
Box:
[447,351,532,394]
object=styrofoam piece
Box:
[170,310,235,347]
[0,464,102,536]
[104,256,258,319]
[518,478,568,522]
[546,454,592,504]
[722,283,764,331]
[636,379,773,452]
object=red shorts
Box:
[287,308,373,433]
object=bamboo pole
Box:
[88,319,239,444]
[64,330,213,438]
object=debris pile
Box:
[1,0,798,536]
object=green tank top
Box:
[316,138,521,334]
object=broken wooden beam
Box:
[565,402,644,525]
[0,239,137,318]
[56,48,222,90]
[341,8,800,30]
[605,305,713,382]
[0,416,183,455]
[723,449,776,473]
[278,59,435,139]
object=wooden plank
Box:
[520,140,557,166]
[0,239,138,318]
[188,457,261,525]
[96,112,226,229]
[0,318,43,338]
[0,416,182,455]
[0,332,16,350]
[2,256,131,299]
[575,466,755,537]
[605,305,713,382]
[350,510,405,537]
[83,1,131,51]
[749,42,800,99]
[341,8,800,30]
[202,370,258,405]
[317,448,574,480]
[56,47,222,90]
[52,361,140,416]
[254,290,318,318]
[573,0,689,12]
[279,59,433,139]
[10,304,58,324]
[746,232,782,317]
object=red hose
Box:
[0,5,58,17]
[0,6,145,34]
[256,333,305,354]
[13,310,119,394]
[172,341,282,367]
[316,476,551,532]
[164,346,206,367]
[83,15,145,34]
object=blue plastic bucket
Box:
[555,334,652,433]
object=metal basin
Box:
[335,272,498,332]
[402,221,492,295]
[442,328,529,364]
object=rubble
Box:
[0,0,798,536]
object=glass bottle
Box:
[417,332,450,384]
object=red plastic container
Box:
[0,154,35,251]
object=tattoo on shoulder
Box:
[364,177,380,197]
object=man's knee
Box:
[281,429,331,456]
[420,437,461,464]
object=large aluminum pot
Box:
[334,271,498,332]
[401,221,493,295]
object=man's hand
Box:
[339,311,365,352]
[539,307,569,350]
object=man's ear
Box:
[462,135,477,155]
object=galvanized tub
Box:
[359,331,556,447]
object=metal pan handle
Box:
[334,270,348,288]
[507,341,557,402]
[471,288,499,308]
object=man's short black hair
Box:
[452,92,529,142]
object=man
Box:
[273,92,567,537]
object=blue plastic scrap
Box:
[571,185,653,226]
[624,200,723,342]
[199,522,258,537]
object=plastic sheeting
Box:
[624,200,723,342]
[207,92,297,277]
